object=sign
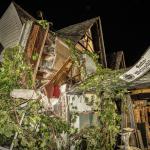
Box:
[120,47,150,82]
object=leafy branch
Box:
[0,46,68,149]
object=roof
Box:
[56,17,100,45]
[0,2,23,48]
[12,2,36,23]
[0,2,36,56]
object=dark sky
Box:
[0,0,150,66]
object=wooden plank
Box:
[40,57,71,89]
[133,109,141,123]
[127,95,137,128]
[55,63,72,84]
[53,58,71,82]
[131,88,150,95]
[32,24,49,86]
[25,24,40,59]
[143,107,148,123]
[125,95,143,147]
[141,107,145,122]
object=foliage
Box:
[66,40,128,149]
[32,51,39,61]
[0,46,68,149]
[0,42,128,149]
[37,20,49,29]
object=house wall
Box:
[68,93,99,129]
[0,3,22,49]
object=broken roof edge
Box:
[57,16,100,32]
[56,16,101,45]
[0,2,14,19]
[0,2,36,23]
[12,1,36,21]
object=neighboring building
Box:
[120,47,150,149]
[0,2,35,49]
[0,2,36,62]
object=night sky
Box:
[0,0,150,66]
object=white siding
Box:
[0,3,22,48]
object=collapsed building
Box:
[0,2,150,149]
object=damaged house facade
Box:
[0,2,150,149]
[0,2,108,149]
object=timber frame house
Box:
[56,17,107,67]
[0,2,150,149]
